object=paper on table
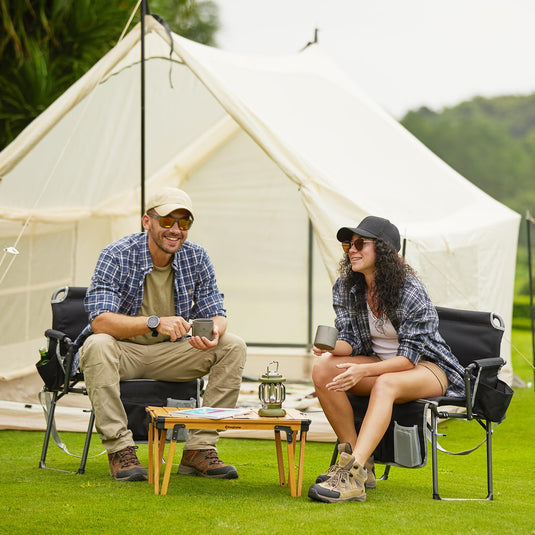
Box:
[167,407,252,419]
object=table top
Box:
[146,406,311,431]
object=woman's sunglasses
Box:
[341,238,374,253]
[148,213,193,230]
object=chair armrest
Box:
[45,328,73,344]
[470,357,505,370]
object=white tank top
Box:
[367,305,399,360]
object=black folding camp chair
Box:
[329,306,513,500]
[36,286,203,474]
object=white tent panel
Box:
[0,18,520,404]
[183,128,334,345]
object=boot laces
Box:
[204,449,222,466]
[118,446,139,468]
[325,463,341,477]
[326,466,353,489]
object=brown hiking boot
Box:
[177,449,238,479]
[108,446,148,482]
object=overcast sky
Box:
[215,0,535,118]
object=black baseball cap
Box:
[337,216,401,251]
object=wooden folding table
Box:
[146,406,311,497]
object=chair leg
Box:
[39,391,97,474]
[430,410,441,500]
[485,419,494,500]
[378,465,391,481]
[431,411,494,501]
[77,409,96,474]
[39,391,59,469]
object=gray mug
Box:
[191,318,214,340]
[314,325,338,351]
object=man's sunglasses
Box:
[341,238,374,253]
[148,213,193,230]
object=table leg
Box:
[157,429,166,471]
[153,425,161,495]
[160,439,177,496]
[148,420,154,485]
[274,429,286,486]
[286,431,297,497]
[296,430,307,497]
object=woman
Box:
[308,216,465,504]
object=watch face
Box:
[147,315,159,329]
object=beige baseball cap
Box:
[146,187,194,219]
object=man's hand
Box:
[189,324,220,350]
[157,316,192,342]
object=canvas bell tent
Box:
[0,16,520,412]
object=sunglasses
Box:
[341,238,374,253]
[148,213,193,230]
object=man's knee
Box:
[79,333,118,368]
[218,332,247,366]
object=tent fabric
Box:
[0,17,519,410]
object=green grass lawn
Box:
[0,330,533,534]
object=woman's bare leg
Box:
[352,365,445,466]
[312,354,377,447]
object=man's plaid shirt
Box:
[333,273,465,397]
[74,232,225,351]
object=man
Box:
[76,187,247,482]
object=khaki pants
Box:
[79,333,247,454]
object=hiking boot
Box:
[308,452,367,503]
[108,446,148,482]
[315,442,352,483]
[177,449,238,479]
[365,456,376,490]
[316,444,376,490]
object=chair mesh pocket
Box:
[394,422,422,467]
[36,352,64,390]
[472,379,514,423]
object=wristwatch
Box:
[147,315,160,337]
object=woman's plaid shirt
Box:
[333,273,465,397]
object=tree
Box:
[149,0,218,46]
[0,0,219,149]
[401,95,535,300]
[401,96,535,218]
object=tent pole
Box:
[307,219,314,349]
[140,0,148,230]
[526,210,535,390]
[305,28,319,350]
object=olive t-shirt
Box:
[128,263,174,344]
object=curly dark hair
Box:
[338,238,415,318]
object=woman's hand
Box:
[326,362,367,391]
[312,339,352,358]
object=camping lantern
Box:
[258,361,286,417]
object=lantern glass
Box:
[258,361,286,417]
